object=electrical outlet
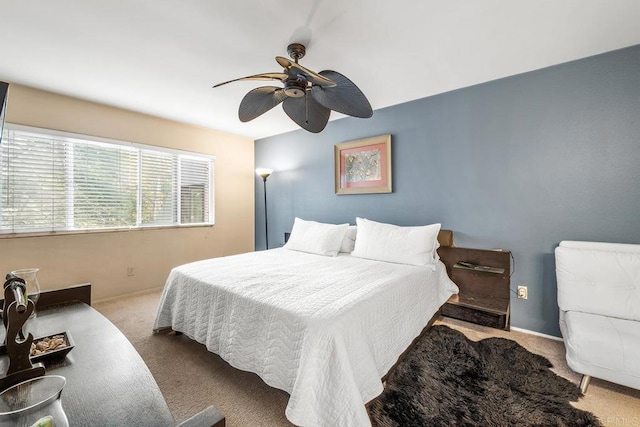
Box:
[517,285,528,299]
[127,267,135,277]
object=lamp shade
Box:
[256,168,273,180]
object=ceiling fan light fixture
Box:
[284,87,305,98]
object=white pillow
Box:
[340,226,358,253]
[284,218,349,257]
[351,218,441,266]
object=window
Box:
[0,124,214,235]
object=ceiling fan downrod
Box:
[287,44,311,123]
[284,43,308,98]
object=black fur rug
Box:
[368,325,602,427]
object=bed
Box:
[153,219,459,426]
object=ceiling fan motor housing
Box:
[284,78,307,98]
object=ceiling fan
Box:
[213,43,373,133]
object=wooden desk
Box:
[0,302,174,425]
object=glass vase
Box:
[0,375,69,427]
[10,268,41,318]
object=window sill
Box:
[0,223,215,239]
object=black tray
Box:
[30,330,74,365]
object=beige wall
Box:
[0,84,255,301]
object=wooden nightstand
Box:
[438,246,511,330]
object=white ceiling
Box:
[1,0,639,140]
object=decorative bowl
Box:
[30,331,74,365]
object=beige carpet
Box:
[94,290,640,427]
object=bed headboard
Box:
[437,229,454,248]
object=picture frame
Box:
[334,134,392,195]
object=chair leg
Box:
[580,375,591,394]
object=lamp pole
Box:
[262,177,269,249]
[256,168,273,250]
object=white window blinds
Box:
[0,125,214,235]
[140,149,177,226]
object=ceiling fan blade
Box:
[310,70,373,118]
[275,56,336,87]
[238,87,288,122]
[282,93,331,133]
[213,73,288,88]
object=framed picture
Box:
[334,134,392,195]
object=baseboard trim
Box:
[511,326,563,342]
[93,286,164,305]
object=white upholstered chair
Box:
[555,240,640,393]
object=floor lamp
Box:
[256,168,273,250]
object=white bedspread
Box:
[153,248,458,426]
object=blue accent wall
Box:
[254,45,640,337]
